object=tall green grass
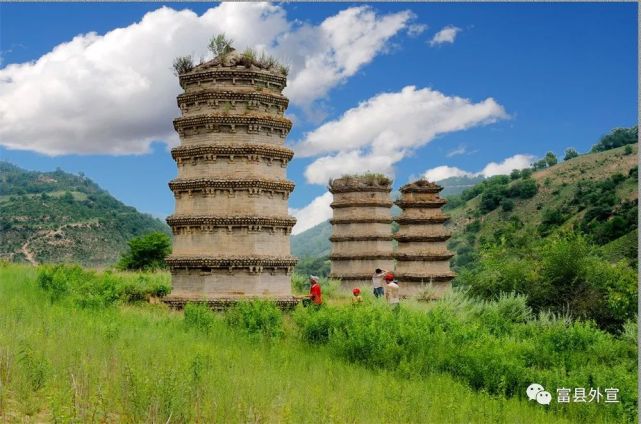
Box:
[293,291,637,422]
[0,264,635,422]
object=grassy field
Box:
[0,264,635,423]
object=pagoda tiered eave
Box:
[173,114,292,134]
[330,253,394,260]
[394,234,452,242]
[394,252,455,261]
[395,199,448,209]
[179,69,287,90]
[329,235,394,242]
[166,215,296,229]
[177,90,289,109]
[329,217,393,225]
[330,200,394,209]
[395,216,450,224]
[171,143,294,162]
[168,178,295,194]
[166,255,298,270]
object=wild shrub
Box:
[225,300,283,338]
[36,264,171,307]
[184,303,216,333]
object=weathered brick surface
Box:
[393,180,454,298]
[166,56,296,300]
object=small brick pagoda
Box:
[165,49,297,304]
[328,175,395,289]
[393,179,455,298]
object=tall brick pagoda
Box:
[165,49,297,303]
[393,179,455,298]
[328,175,395,289]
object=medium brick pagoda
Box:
[328,175,395,289]
[393,179,455,298]
[165,50,297,304]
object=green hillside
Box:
[0,162,170,267]
[446,143,638,270]
[291,220,331,258]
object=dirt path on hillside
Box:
[20,240,37,266]
[16,221,95,266]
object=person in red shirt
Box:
[309,275,322,306]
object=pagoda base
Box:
[396,280,452,299]
[169,268,293,299]
[163,295,300,311]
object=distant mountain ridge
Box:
[0,162,170,266]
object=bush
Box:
[564,148,579,161]
[184,303,216,333]
[463,234,637,332]
[172,55,194,75]
[291,296,636,417]
[507,179,538,199]
[117,232,171,271]
[501,198,514,212]
[225,301,284,338]
[544,151,558,167]
[36,264,171,307]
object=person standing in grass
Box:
[385,275,400,312]
[372,268,387,298]
[351,287,363,305]
[309,275,322,307]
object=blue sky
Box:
[0,3,637,232]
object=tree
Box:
[117,232,172,271]
[564,148,579,161]
[520,168,533,179]
[624,145,633,155]
[591,126,638,152]
[501,198,515,212]
[544,151,558,167]
[510,169,521,180]
[532,159,547,170]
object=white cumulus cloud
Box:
[295,85,508,185]
[279,7,413,108]
[289,191,333,235]
[423,165,471,182]
[0,4,413,156]
[422,153,536,181]
[429,25,461,46]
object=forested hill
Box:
[446,142,638,271]
[0,162,170,267]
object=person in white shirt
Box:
[372,268,387,298]
[385,278,400,312]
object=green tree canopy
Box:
[564,148,579,161]
[117,232,172,271]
